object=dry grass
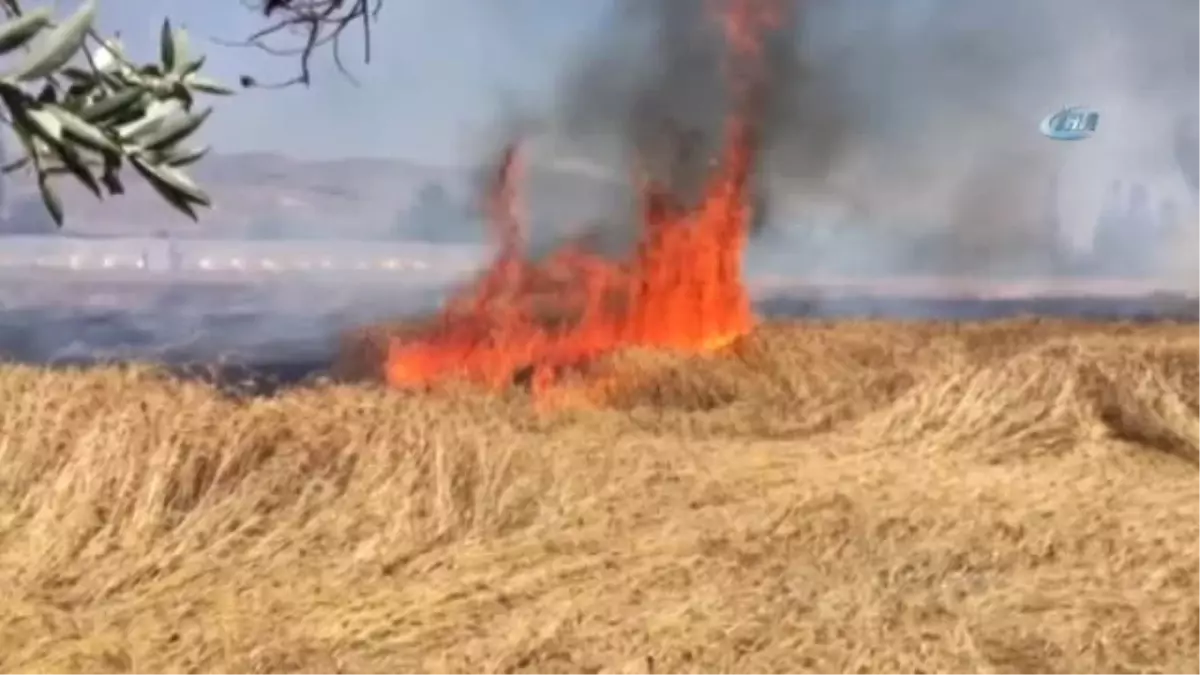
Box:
[0,318,1196,673]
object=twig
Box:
[211,0,382,89]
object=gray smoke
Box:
[525,0,1198,286]
[538,0,840,247]
[781,0,1198,283]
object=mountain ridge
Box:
[1,151,621,240]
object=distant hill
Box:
[0,152,626,241]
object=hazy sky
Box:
[93,0,610,164]
[8,0,1198,283]
[29,1,1200,221]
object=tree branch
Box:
[214,0,384,89]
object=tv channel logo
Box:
[1039,105,1100,141]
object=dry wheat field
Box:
[0,317,1196,673]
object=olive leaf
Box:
[179,55,205,78]
[1,155,30,173]
[184,74,234,96]
[77,85,144,122]
[139,106,210,152]
[130,154,201,220]
[116,97,182,141]
[158,18,176,73]
[100,153,123,195]
[152,144,208,167]
[24,105,62,142]
[0,0,230,225]
[0,7,50,56]
[48,104,120,155]
[36,173,64,226]
[18,119,66,226]
[51,138,103,199]
[134,156,209,205]
[58,65,95,84]
[163,20,191,75]
[90,37,123,73]
[13,0,95,81]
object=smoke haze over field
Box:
[0,0,1196,376]
[13,0,1200,282]
[510,0,1198,284]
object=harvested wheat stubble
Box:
[0,318,1196,673]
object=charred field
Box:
[0,284,1197,673]
[1,278,1194,397]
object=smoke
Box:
[531,0,841,249]
[521,0,1197,286]
[792,0,1197,284]
[555,1,833,202]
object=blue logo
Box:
[1040,105,1100,141]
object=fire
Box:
[385,0,777,395]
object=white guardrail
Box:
[188,256,432,272]
[0,237,487,274]
[0,253,434,272]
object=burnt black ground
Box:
[754,292,1200,322]
[0,279,446,397]
[1,282,1195,398]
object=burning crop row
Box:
[385,0,781,395]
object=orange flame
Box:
[386,0,778,395]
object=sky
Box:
[89,0,611,164]
[16,0,1200,277]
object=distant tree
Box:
[394,182,475,242]
[1175,114,1198,196]
[1092,181,1160,278]
[248,215,287,240]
